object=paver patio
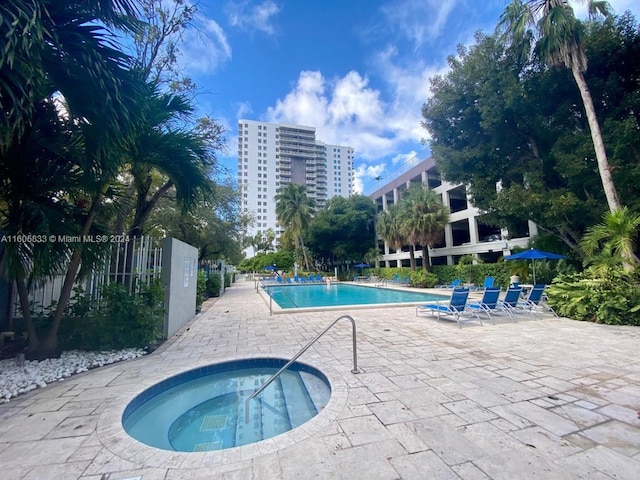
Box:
[1,278,639,479]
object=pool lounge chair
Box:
[435,279,462,289]
[517,284,558,317]
[389,274,410,286]
[497,286,523,319]
[467,287,514,324]
[471,276,495,291]
[416,288,482,328]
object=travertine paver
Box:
[1,278,640,479]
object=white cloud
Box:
[180,18,232,73]
[226,0,281,36]
[353,163,386,194]
[391,150,419,165]
[235,101,253,119]
[265,68,430,161]
[380,0,460,50]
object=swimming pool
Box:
[122,358,330,452]
[263,283,447,309]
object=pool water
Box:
[263,283,447,309]
[122,359,330,452]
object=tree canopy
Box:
[422,13,640,254]
[306,195,377,266]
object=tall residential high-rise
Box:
[237,119,354,255]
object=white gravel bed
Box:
[0,348,145,403]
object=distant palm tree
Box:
[399,185,449,271]
[375,203,405,266]
[581,207,640,271]
[275,184,315,270]
[497,0,620,214]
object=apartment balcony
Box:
[278,130,315,141]
[279,148,317,158]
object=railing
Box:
[244,314,360,422]
[268,287,299,314]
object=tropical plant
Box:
[306,195,377,266]
[114,83,217,238]
[375,203,405,258]
[0,0,143,358]
[0,0,140,154]
[59,279,165,351]
[581,207,640,271]
[275,184,315,270]
[497,0,621,214]
[456,255,478,284]
[398,185,449,271]
[546,268,640,325]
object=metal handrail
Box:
[269,289,282,314]
[266,286,299,315]
[244,314,360,422]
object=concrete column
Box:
[468,216,479,244]
[441,190,450,211]
[444,223,453,248]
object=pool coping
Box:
[95,353,349,469]
[258,282,451,314]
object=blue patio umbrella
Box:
[353,262,371,274]
[263,265,277,271]
[503,248,566,284]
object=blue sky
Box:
[172,0,640,195]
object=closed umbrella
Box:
[503,248,566,284]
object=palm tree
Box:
[275,184,315,270]
[1,0,139,153]
[375,203,405,266]
[0,0,141,358]
[398,185,450,271]
[581,207,640,271]
[115,82,215,238]
[497,0,621,214]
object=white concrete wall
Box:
[161,237,198,338]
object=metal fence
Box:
[12,236,163,318]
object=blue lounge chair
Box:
[416,288,481,328]
[471,276,495,291]
[435,279,462,289]
[497,286,523,318]
[517,284,557,317]
[467,287,513,323]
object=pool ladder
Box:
[244,314,360,423]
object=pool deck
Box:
[1,279,640,479]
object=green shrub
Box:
[60,279,165,350]
[546,268,640,326]
[196,270,207,312]
[409,269,438,287]
[206,273,222,297]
